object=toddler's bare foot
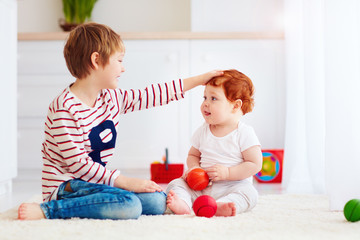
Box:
[166,190,191,215]
[215,202,236,217]
[18,203,46,220]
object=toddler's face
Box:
[201,85,236,126]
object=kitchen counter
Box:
[18,31,284,41]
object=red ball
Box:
[186,168,209,191]
[193,195,217,218]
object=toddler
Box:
[166,69,262,216]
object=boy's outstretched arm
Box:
[182,70,223,92]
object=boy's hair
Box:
[63,22,125,79]
[207,69,255,114]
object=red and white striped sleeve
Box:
[117,79,184,114]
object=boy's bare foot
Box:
[18,203,46,220]
[166,190,191,215]
[215,202,236,217]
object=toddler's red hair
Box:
[207,69,255,114]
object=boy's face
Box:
[97,51,125,89]
[201,85,237,126]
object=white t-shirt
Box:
[191,121,261,182]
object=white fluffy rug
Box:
[0,194,359,240]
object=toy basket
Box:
[150,163,184,183]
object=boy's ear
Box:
[233,99,242,112]
[90,52,100,69]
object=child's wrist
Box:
[225,167,230,181]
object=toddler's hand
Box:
[206,164,229,182]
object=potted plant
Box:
[59,0,98,31]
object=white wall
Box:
[17,0,63,32]
[92,0,190,32]
[17,0,284,32]
[191,0,284,32]
[17,0,190,32]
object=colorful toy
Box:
[254,149,284,183]
[192,195,217,218]
[344,199,360,222]
[186,168,209,191]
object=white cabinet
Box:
[17,38,284,171]
[18,41,73,170]
[111,40,191,169]
[0,0,17,194]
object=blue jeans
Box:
[39,179,166,220]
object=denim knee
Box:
[136,191,166,215]
[108,193,142,220]
[149,192,167,215]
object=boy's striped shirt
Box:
[41,79,184,202]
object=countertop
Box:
[18,31,284,41]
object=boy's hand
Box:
[183,70,224,92]
[115,175,163,193]
[206,164,229,182]
[129,178,163,193]
[197,70,224,86]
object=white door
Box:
[0,0,17,192]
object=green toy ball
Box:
[344,199,360,222]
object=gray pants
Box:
[166,178,258,214]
